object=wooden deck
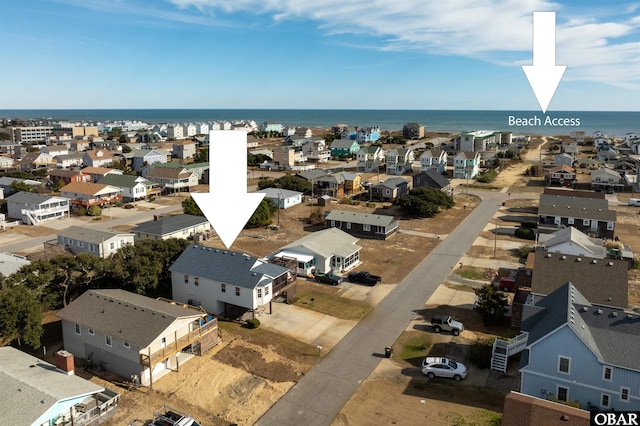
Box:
[140,318,220,368]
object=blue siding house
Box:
[519,282,640,411]
[132,149,168,173]
[329,139,360,158]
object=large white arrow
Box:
[192,130,265,249]
[522,11,567,114]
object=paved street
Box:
[0,202,184,254]
[256,191,507,426]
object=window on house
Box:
[89,244,95,252]
[603,366,612,381]
[607,222,614,230]
[194,277,199,286]
[363,224,371,232]
[88,328,94,336]
[221,283,226,293]
[557,386,568,402]
[257,288,262,298]
[583,219,590,226]
[109,242,115,250]
[105,335,112,347]
[123,341,130,349]
[621,387,630,402]
[558,356,570,374]
[568,217,574,225]
[184,275,189,284]
[75,324,81,335]
[331,220,335,227]
[602,394,610,408]
[77,241,84,247]
[265,285,270,296]
[346,222,351,229]
[235,287,240,296]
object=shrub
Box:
[365,202,376,208]
[468,339,493,369]
[520,221,537,229]
[124,204,135,209]
[477,169,498,183]
[308,207,325,225]
[87,205,102,217]
[245,318,261,329]
[339,197,359,205]
[515,227,536,240]
[518,245,534,259]
[74,206,87,216]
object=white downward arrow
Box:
[192,130,265,249]
[522,11,567,114]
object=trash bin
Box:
[384,347,392,358]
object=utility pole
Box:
[494,220,498,259]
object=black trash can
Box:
[384,347,392,358]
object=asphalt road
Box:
[1,203,184,254]
[256,190,508,426]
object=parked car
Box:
[606,187,615,194]
[421,357,467,380]
[151,405,200,426]
[347,271,382,286]
[430,314,464,336]
[312,270,343,285]
[498,277,516,292]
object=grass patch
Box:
[456,266,488,281]
[293,282,372,320]
[400,335,431,361]
[444,409,502,426]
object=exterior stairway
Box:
[490,332,528,372]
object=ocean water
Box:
[1,109,639,137]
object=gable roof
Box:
[48,169,88,178]
[60,181,122,196]
[146,166,193,179]
[296,169,329,181]
[83,149,113,160]
[98,174,155,189]
[523,283,640,372]
[57,289,205,347]
[131,214,209,237]
[413,169,450,189]
[330,139,359,150]
[5,191,68,205]
[531,252,628,308]
[256,187,302,199]
[58,226,134,244]
[281,227,361,259]
[81,166,121,175]
[169,244,290,289]
[325,210,397,227]
[538,193,616,222]
[540,227,605,258]
[0,347,105,425]
[591,167,622,179]
[21,151,53,163]
[456,151,480,160]
[548,165,575,174]
[375,177,409,189]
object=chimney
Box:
[55,350,75,375]
[153,215,159,221]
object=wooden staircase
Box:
[491,332,528,372]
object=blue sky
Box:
[2,0,640,110]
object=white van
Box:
[629,198,640,206]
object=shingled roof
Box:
[531,252,628,308]
[131,214,209,237]
[57,289,204,347]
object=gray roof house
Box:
[57,289,218,387]
[98,174,160,202]
[412,169,451,193]
[519,283,640,411]
[325,210,398,240]
[275,227,362,275]
[170,245,294,317]
[0,346,119,426]
[6,191,70,225]
[372,177,410,201]
[56,226,135,258]
[538,191,616,238]
[131,214,211,241]
[256,187,303,209]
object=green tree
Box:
[182,196,204,216]
[121,144,132,153]
[10,180,35,193]
[194,147,209,163]
[257,178,277,190]
[0,131,11,140]
[398,187,454,217]
[87,205,102,216]
[0,286,43,348]
[275,175,312,193]
[245,199,274,228]
[474,284,509,325]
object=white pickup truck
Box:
[151,405,201,426]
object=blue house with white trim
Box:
[518,282,640,411]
